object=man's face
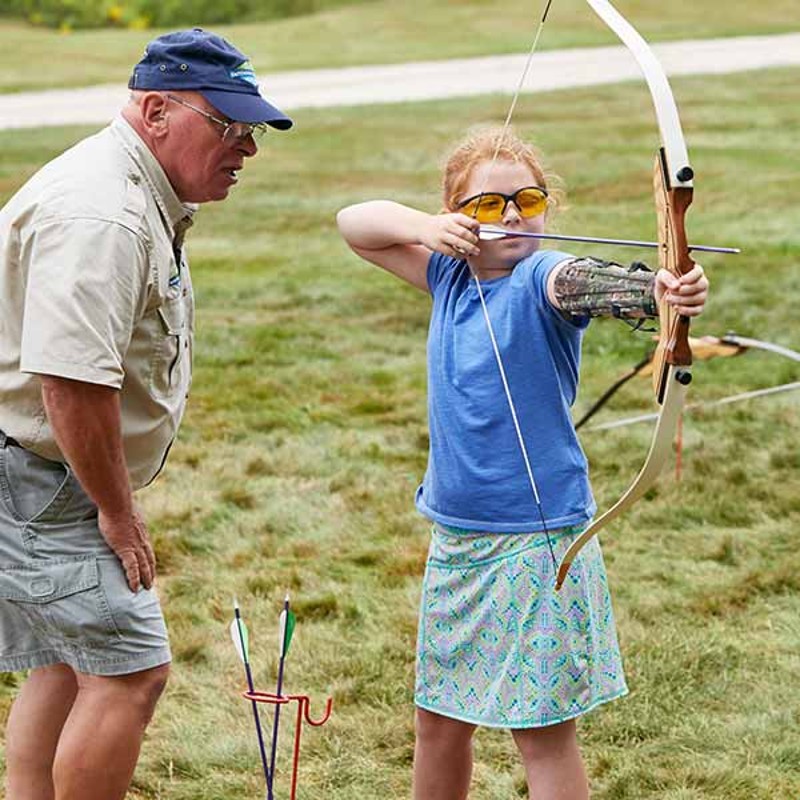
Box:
[158,93,259,203]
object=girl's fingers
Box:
[445,230,479,256]
[677,265,709,291]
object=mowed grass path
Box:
[1,61,799,799]
[0,0,798,92]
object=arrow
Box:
[230,599,272,796]
[479,224,741,254]
[268,594,295,799]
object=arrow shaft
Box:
[268,598,291,799]
[234,609,273,795]
[269,653,287,792]
[479,226,740,254]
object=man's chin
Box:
[182,187,231,203]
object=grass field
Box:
[0,0,798,92]
[1,10,800,799]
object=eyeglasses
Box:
[165,94,268,144]
[456,186,548,223]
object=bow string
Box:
[469,0,699,587]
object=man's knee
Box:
[77,662,170,723]
[125,663,170,718]
[137,662,170,705]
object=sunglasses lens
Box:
[515,188,548,217]
[462,194,505,223]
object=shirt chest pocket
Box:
[148,294,191,399]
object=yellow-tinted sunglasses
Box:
[456,186,548,223]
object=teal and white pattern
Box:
[415,524,627,728]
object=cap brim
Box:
[199,89,293,130]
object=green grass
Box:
[1,61,800,799]
[0,0,798,92]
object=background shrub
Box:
[0,0,372,29]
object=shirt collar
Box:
[111,115,197,239]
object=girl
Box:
[336,127,708,799]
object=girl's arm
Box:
[545,256,709,319]
[337,201,480,292]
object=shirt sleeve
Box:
[20,218,150,388]
[426,251,460,295]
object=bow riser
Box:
[653,149,695,401]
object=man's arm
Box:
[41,375,155,592]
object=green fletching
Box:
[284,610,296,653]
[278,608,296,657]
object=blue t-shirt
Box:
[415,250,597,532]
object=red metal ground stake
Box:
[243,691,333,800]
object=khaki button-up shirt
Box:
[0,116,195,489]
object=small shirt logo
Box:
[230,60,258,87]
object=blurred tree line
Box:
[0,0,371,30]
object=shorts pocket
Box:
[0,445,73,525]
[0,557,121,645]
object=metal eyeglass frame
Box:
[165,94,268,143]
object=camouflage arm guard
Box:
[552,256,658,321]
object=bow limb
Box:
[555,0,696,589]
[584,0,693,190]
[556,365,688,588]
[718,334,800,364]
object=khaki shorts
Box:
[0,432,171,676]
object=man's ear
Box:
[138,92,170,136]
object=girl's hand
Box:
[654,264,709,317]
[421,213,481,259]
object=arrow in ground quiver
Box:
[267,594,295,799]
[234,596,331,800]
[230,598,273,795]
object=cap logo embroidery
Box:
[229,60,258,87]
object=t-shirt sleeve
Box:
[525,249,591,331]
[20,218,150,388]
[426,251,460,295]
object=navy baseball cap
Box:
[128,29,293,129]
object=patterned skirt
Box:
[415,523,628,729]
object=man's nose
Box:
[237,135,258,158]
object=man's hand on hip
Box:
[99,507,156,592]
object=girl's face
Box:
[459,159,546,276]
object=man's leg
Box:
[413,708,477,800]
[5,664,79,800]
[49,663,169,800]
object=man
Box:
[0,29,292,800]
